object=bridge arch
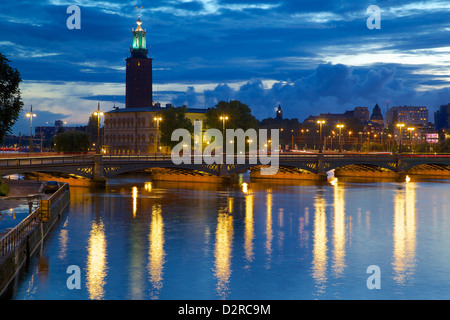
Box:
[103,162,221,178]
[326,161,397,173]
[227,163,318,176]
[405,163,450,174]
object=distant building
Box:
[104,107,206,154]
[385,106,428,127]
[353,107,370,122]
[435,103,450,130]
[370,104,384,126]
[35,126,57,140]
[35,120,86,139]
[302,108,356,126]
[126,14,153,109]
[276,104,283,120]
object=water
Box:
[11,174,450,300]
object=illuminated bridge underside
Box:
[406,163,450,176]
[335,164,397,177]
[0,165,94,179]
[250,165,318,180]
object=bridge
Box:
[0,153,449,183]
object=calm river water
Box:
[11,174,450,300]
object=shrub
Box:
[0,181,10,196]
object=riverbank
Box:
[0,180,44,212]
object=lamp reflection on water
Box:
[312,192,327,293]
[245,192,254,263]
[299,207,309,248]
[265,190,273,262]
[58,219,69,261]
[214,201,234,299]
[148,204,165,299]
[132,186,138,218]
[393,182,417,285]
[86,219,107,300]
[332,180,346,278]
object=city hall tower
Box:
[125,15,153,108]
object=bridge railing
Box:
[0,183,69,258]
[101,154,314,161]
[0,153,447,170]
[102,154,173,162]
[0,155,95,167]
[0,206,39,258]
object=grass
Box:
[0,181,10,196]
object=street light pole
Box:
[317,120,325,153]
[220,115,228,154]
[396,123,405,153]
[93,103,104,154]
[154,116,162,153]
[291,129,294,150]
[336,124,344,153]
[407,127,415,152]
[26,105,36,152]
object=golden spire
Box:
[135,6,144,31]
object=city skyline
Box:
[2,1,450,135]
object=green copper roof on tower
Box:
[130,14,148,58]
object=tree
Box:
[437,135,450,153]
[259,117,301,149]
[159,106,194,149]
[0,53,23,143]
[54,131,90,153]
[205,100,258,131]
[86,114,98,144]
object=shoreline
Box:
[0,179,44,212]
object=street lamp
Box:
[407,127,415,152]
[26,105,36,152]
[154,116,162,153]
[291,129,294,150]
[317,120,325,153]
[336,124,344,153]
[396,123,405,153]
[220,115,228,154]
[93,103,104,154]
[348,131,353,150]
[220,115,228,132]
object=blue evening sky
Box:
[2,0,450,134]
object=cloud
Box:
[170,63,450,122]
[2,0,450,130]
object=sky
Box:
[2,0,450,134]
